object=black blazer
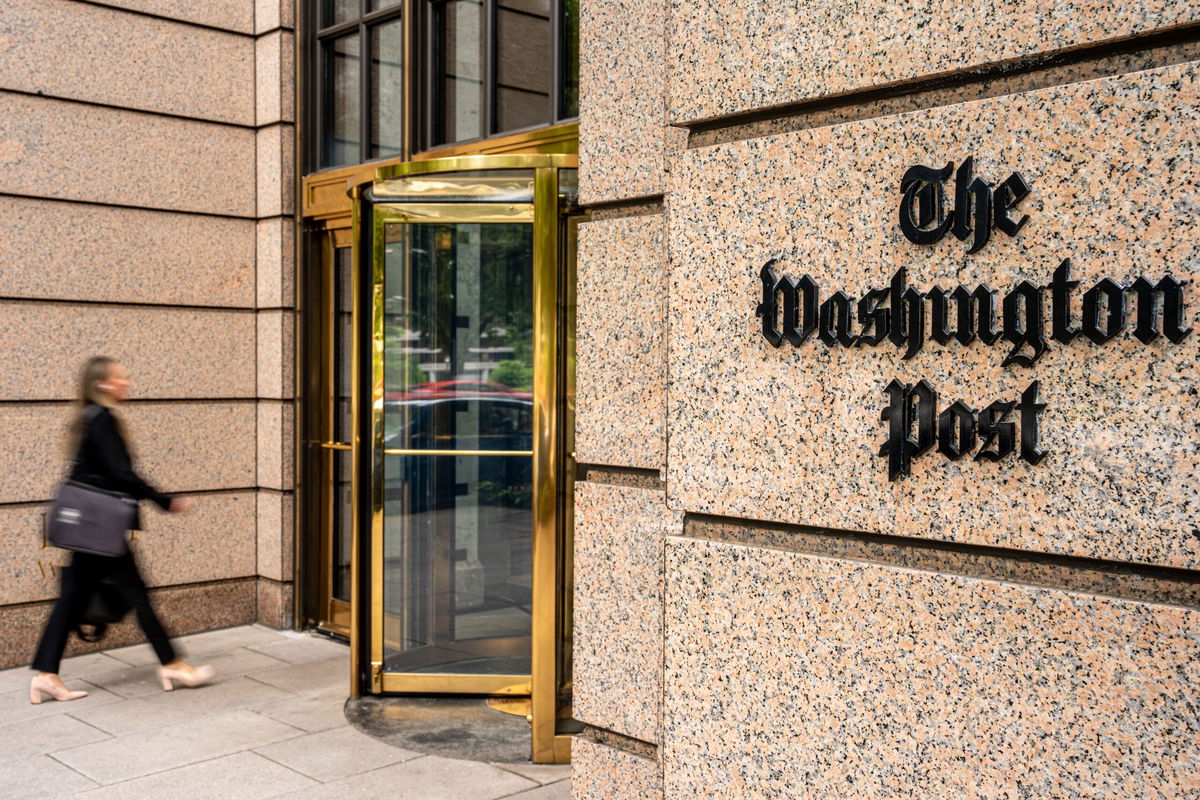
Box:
[69,404,172,520]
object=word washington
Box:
[755,258,1190,367]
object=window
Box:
[313,0,405,169]
[307,0,579,170]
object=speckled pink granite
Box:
[256,30,296,125]
[257,123,296,217]
[256,216,296,309]
[0,302,256,401]
[0,401,256,504]
[574,482,682,743]
[667,0,1200,123]
[666,62,1200,569]
[0,92,256,216]
[257,400,295,491]
[256,489,294,582]
[257,310,295,399]
[579,0,681,203]
[575,214,667,470]
[0,0,255,125]
[572,737,661,800]
[0,197,255,307]
[663,537,1200,799]
[88,0,255,33]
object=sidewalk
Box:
[0,626,571,799]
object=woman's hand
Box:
[169,498,195,514]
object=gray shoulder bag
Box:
[45,407,137,557]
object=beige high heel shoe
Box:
[157,663,215,691]
[30,674,88,705]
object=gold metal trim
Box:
[349,186,364,697]
[529,163,560,763]
[377,153,577,181]
[320,442,352,451]
[371,203,535,223]
[380,674,532,695]
[382,449,533,457]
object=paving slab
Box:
[275,755,539,800]
[1,753,98,798]
[85,647,289,698]
[248,656,347,695]
[2,681,121,726]
[248,633,348,665]
[67,675,294,736]
[507,780,572,799]
[106,625,291,667]
[251,684,350,733]
[52,709,304,785]
[254,725,420,783]
[494,763,573,786]
[0,714,112,765]
[77,751,317,800]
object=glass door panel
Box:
[381,220,535,677]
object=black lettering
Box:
[856,288,890,346]
[951,285,1002,346]
[818,291,858,347]
[879,379,937,481]
[1016,381,1048,465]
[1081,278,1125,344]
[898,163,954,245]
[755,261,785,347]
[975,400,1017,462]
[1050,258,1079,345]
[993,172,1031,236]
[936,401,977,461]
[927,286,953,345]
[1131,275,1192,344]
[1001,280,1046,367]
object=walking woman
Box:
[30,356,214,703]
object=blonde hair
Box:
[67,356,119,456]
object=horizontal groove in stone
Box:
[687,27,1200,147]
[683,515,1200,610]
[581,725,659,761]
[0,191,257,222]
[73,0,256,36]
[584,197,665,220]
[576,464,665,490]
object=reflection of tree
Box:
[387,223,533,388]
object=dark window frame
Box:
[303,0,578,173]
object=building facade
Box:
[2,0,1199,793]
[569,1,1200,797]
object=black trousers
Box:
[32,550,176,673]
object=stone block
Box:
[662,537,1200,798]
[256,30,296,125]
[257,400,295,491]
[667,0,1200,122]
[257,578,294,629]
[572,738,661,800]
[666,61,1200,568]
[256,123,296,217]
[89,0,255,33]
[0,92,255,217]
[0,302,255,401]
[257,309,296,399]
[0,197,255,307]
[574,482,681,743]
[0,401,256,504]
[0,0,254,124]
[575,213,667,470]
[256,216,297,308]
[256,489,294,582]
[579,0,672,202]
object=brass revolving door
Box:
[349,155,578,762]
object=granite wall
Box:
[574,0,1200,796]
[0,0,298,668]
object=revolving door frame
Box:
[349,154,578,763]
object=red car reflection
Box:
[386,380,532,401]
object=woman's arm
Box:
[88,409,173,510]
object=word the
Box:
[755,259,1190,367]
[899,156,1030,253]
[880,380,1046,481]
